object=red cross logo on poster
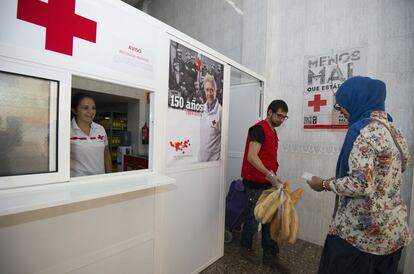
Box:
[195,54,203,72]
[16,0,97,56]
[308,94,327,112]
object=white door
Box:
[226,81,262,193]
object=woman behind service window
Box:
[70,93,112,177]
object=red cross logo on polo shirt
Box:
[308,94,327,112]
[17,0,97,56]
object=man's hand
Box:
[266,170,282,188]
[270,175,283,188]
[307,176,324,192]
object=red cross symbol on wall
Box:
[17,0,97,56]
[308,94,327,112]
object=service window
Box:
[0,63,151,188]
[70,76,151,178]
[0,61,70,189]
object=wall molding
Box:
[279,142,342,155]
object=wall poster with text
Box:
[303,48,366,130]
[166,40,224,166]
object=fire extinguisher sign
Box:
[303,47,366,130]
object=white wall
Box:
[240,0,268,75]
[158,167,223,274]
[149,0,414,273]
[151,0,244,63]
[267,0,414,272]
[267,0,414,233]
[0,190,156,274]
[150,0,268,76]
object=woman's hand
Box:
[307,176,324,192]
[307,176,336,192]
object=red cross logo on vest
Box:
[308,94,327,112]
[17,0,97,56]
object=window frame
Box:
[0,59,71,189]
[0,61,170,215]
[69,75,155,178]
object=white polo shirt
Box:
[199,100,222,162]
[70,118,108,177]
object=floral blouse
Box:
[328,111,411,255]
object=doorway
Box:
[226,67,263,192]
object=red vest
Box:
[241,120,279,183]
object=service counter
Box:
[0,172,174,217]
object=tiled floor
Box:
[201,230,323,274]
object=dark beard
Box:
[272,121,282,127]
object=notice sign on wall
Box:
[166,40,224,166]
[303,48,366,130]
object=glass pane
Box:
[230,67,260,85]
[0,71,58,176]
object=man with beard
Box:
[239,100,291,274]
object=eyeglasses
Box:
[333,103,341,111]
[275,113,288,120]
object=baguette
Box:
[290,188,303,204]
[254,189,273,221]
[254,189,280,224]
[257,188,273,205]
[288,205,299,243]
[262,189,286,223]
[283,183,290,192]
[279,193,292,240]
[270,194,283,241]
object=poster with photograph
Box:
[303,48,366,130]
[166,40,224,166]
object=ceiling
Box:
[121,0,143,8]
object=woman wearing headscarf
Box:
[307,76,411,274]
